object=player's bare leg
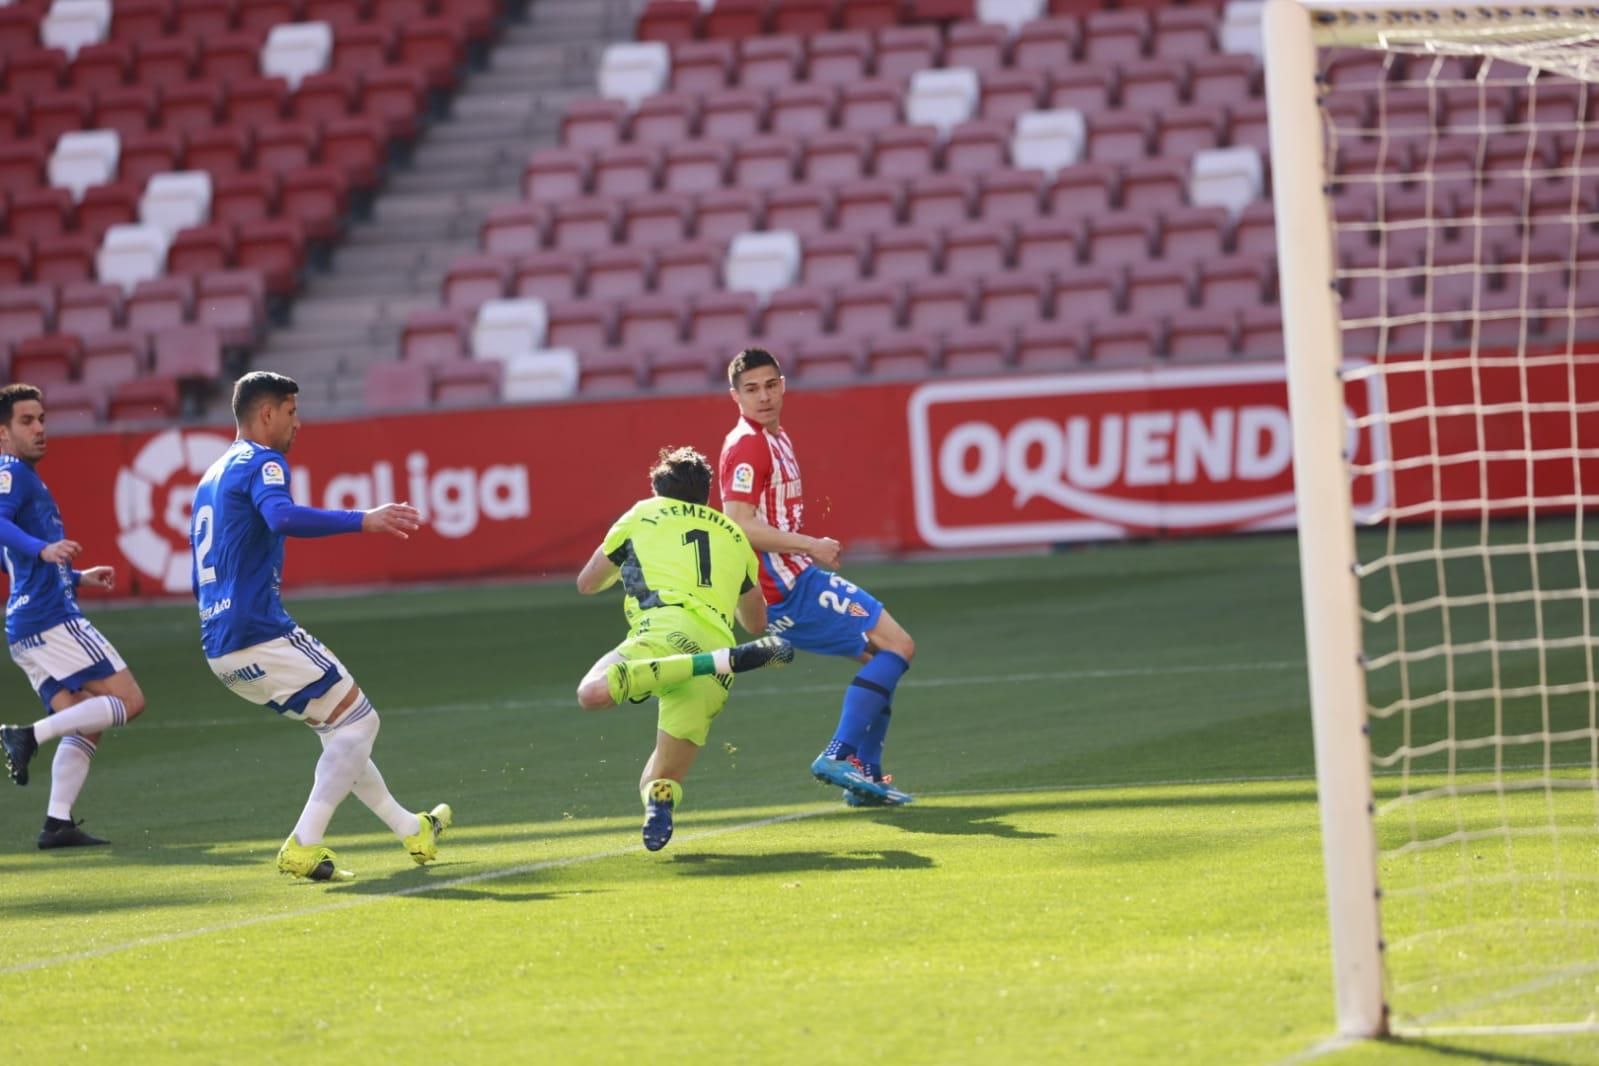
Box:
[639,731,701,852]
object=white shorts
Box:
[206,627,357,724]
[9,617,128,711]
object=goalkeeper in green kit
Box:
[575,446,794,852]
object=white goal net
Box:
[1267,0,1599,1039]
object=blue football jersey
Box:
[0,454,81,643]
[191,439,298,659]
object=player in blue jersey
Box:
[0,384,147,849]
[192,371,448,883]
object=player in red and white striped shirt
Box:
[718,349,914,806]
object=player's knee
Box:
[880,633,914,663]
[120,688,147,720]
[577,679,612,710]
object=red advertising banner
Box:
[44,357,1599,602]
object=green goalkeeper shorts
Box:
[613,607,734,747]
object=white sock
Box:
[351,759,421,839]
[47,736,96,821]
[292,700,380,847]
[712,647,732,673]
[33,695,128,744]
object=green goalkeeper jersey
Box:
[601,497,761,641]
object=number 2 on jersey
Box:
[682,529,713,587]
[193,504,218,586]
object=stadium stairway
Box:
[219,0,645,415]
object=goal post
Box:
[1266,0,1599,1042]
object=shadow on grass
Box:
[1393,1037,1588,1066]
[856,803,1055,840]
[666,849,933,876]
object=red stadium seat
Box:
[686,290,758,346]
[1086,316,1159,365]
[359,68,425,140]
[127,277,194,333]
[1125,261,1193,316]
[108,375,181,422]
[1167,308,1237,362]
[731,135,800,191]
[624,193,693,247]
[1120,60,1186,112]
[945,120,1009,177]
[133,39,196,91]
[1197,255,1273,311]
[1190,54,1259,108]
[1229,99,1272,156]
[764,184,832,236]
[802,130,870,184]
[769,83,836,137]
[78,183,141,243]
[633,92,700,147]
[837,0,897,30]
[210,173,277,229]
[905,173,974,227]
[480,202,545,256]
[943,221,1011,279]
[864,331,937,378]
[94,87,156,140]
[432,359,502,406]
[400,309,467,363]
[255,121,320,177]
[305,0,368,25]
[790,335,862,383]
[442,253,511,314]
[1156,107,1226,160]
[1121,158,1188,213]
[562,97,629,150]
[1237,306,1283,359]
[945,22,1007,75]
[1015,321,1083,371]
[980,70,1045,125]
[655,239,723,295]
[236,218,306,295]
[617,293,684,349]
[836,179,905,231]
[633,1,697,43]
[29,90,91,145]
[977,168,1044,224]
[576,348,643,396]
[694,189,760,241]
[334,24,397,78]
[1014,18,1078,74]
[545,298,615,354]
[525,147,592,203]
[838,80,901,133]
[0,285,55,349]
[800,232,867,286]
[174,0,237,37]
[904,277,973,333]
[187,126,255,179]
[1050,62,1118,113]
[587,247,655,301]
[701,88,767,143]
[670,41,734,94]
[806,30,871,88]
[1086,112,1154,165]
[294,72,358,126]
[1085,212,1156,266]
[12,335,81,384]
[80,330,149,388]
[71,42,133,93]
[979,270,1050,329]
[0,239,33,286]
[152,324,223,380]
[1054,264,1118,321]
[9,188,74,244]
[225,76,290,127]
[116,131,181,188]
[873,229,938,282]
[549,197,620,252]
[398,19,466,92]
[56,281,122,335]
[195,269,266,346]
[647,345,718,392]
[200,33,267,85]
[833,280,901,337]
[760,285,831,343]
[0,96,26,142]
[740,36,804,91]
[33,234,98,286]
[160,82,222,137]
[771,0,837,36]
[874,26,940,84]
[873,125,938,179]
[591,144,661,198]
[320,116,386,190]
[662,142,731,194]
[365,360,432,409]
[6,49,68,96]
[0,6,41,55]
[1233,201,1276,258]
[1047,163,1119,220]
[1015,218,1084,272]
[941,324,1012,375]
[1161,206,1232,263]
[1082,10,1149,64]
[703,0,767,42]
[512,250,584,302]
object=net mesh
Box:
[1314,6,1599,1033]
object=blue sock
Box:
[855,706,892,780]
[825,651,910,756]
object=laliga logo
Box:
[116,429,232,593]
[115,430,534,593]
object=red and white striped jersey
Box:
[719,414,809,603]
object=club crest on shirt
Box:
[0,470,11,494]
[731,463,755,494]
[261,461,285,486]
[848,602,869,617]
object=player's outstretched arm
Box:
[256,493,421,540]
[360,502,423,540]
[76,566,116,590]
[735,584,767,636]
[722,501,841,569]
[576,546,620,595]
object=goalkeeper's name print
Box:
[908,365,1389,549]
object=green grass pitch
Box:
[0,534,1594,1064]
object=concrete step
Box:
[386,165,519,196]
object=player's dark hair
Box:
[650,445,712,505]
[727,347,781,386]
[0,384,43,426]
[232,371,299,423]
